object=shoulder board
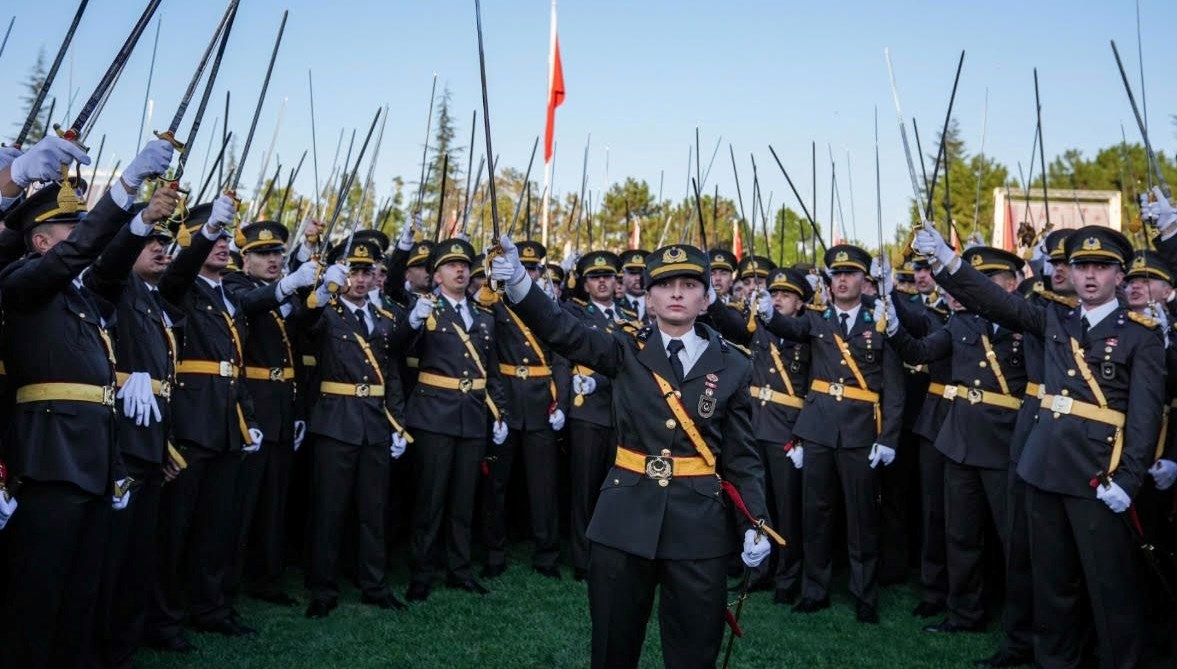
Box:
[895,285,918,295]
[723,339,753,358]
[619,321,640,336]
[474,303,494,314]
[374,306,395,321]
[1034,286,1080,309]
[572,297,588,307]
[636,326,654,343]
[1127,311,1159,329]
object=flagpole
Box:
[540,0,558,248]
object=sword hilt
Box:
[477,244,504,304]
[152,129,186,153]
[53,123,89,153]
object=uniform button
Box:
[974,380,981,387]
[1061,389,1070,396]
[79,313,86,318]
[1106,436,1114,443]
[1067,370,1076,377]
[1105,347,1113,353]
[522,357,530,364]
[1103,355,1110,361]
[363,376,369,381]
[979,361,987,368]
[661,449,671,456]
[769,368,776,373]
[463,353,470,358]
[613,479,620,485]
[674,390,681,398]
[665,419,677,430]
[840,360,847,366]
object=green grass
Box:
[136,545,1005,669]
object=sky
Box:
[1,0,1174,245]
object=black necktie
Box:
[1080,315,1090,343]
[216,284,231,312]
[605,308,615,322]
[455,303,468,331]
[839,312,851,336]
[354,308,370,337]
[667,339,686,384]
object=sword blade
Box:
[229,10,288,194]
[15,0,88,147]
[174,1,237,182]
[167,0,237,136]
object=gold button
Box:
[665,419,677,429]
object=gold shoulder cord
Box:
[1069,337,1122,471]
[219,312,252,443]
[979,333,1011,395]
[446,314,502,421]
[503,306,558,406]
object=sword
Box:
[883,48,929,226]
[413,73,440,221]
[0,16,14,64]
[474,0,503,303]
[506,136,540,237]
[1033,68,1051,231]
[321,109,381,252]
[308,70,323,219]
[433,152,450,241]
[13,0,88,148]
[1110,40,1170,199]
[1094,471,1177,605]
[767,145,828,254]
[226,10,288,204]
[459,154,485,235]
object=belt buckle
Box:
[159,381,172,399]
[218,361,234,377]
[355,383,371,398]
[967,388,983,405]
[459,378,473,393]
[268,367,283,382]
[1036,385,1046,400]
[102,385,116,407]
[943,385,959,401]
[515,365,529,380]
[757,386,773,402]
[828,382,844,401]
[644,454,673,487]
[1050,395,1073,415]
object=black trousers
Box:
[409,430,483,586]
[917,436,948,606]
[802,442,880,607]
[879,427,918,584]
[569,419,615,571]
[588,542,727,669]
[1000,468,1034,657]
[755,439,803,591]
[229,438,295,598]
[93,456,163,669]
[147,443,240,641]
[1026,484,1145,669]
[0,481,108,669]
[307,435,390,603]
[482,427,560,569]
[944,459,1007,626]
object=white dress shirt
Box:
[1080,299,1119,330]
[197,275,236,317]
[659,327,707,377]
[442,294,474,330]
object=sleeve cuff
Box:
[504,275,533,303]
[110,181,135,211]
[0,194,21,212]
[201,224,222,241]
[128,213,152,236]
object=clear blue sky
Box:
[1,0,1174,243]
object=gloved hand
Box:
[1095,479,1131,513]
[884,299,899,336]
[390,432,408,459]
[561,250,580,272]
[912,223,955,267]
[112,479,132,511]
[409,294,436,330]
[1147,302,1171,348]
[757,290,774,319]
[1147,187,1177,231]
[1031,235,1048,263]
[0,490,17,530]
[121,138,175,190]
[0,146,22,172]
[1149,459,1177,491]
[872,299,886,326]
[572,374,597,396]
[277,259,319,298]
[9,135,91,186]
[878,258,894,296]
[740,528,771,568]
[397,218,415,250]
[293,420,307,452]
[492,420,508,446]
[707,284,717,305]
[205,194,237,235]
[868,443,896,468]
[117,371,162,427]
[244,428,263,454]
[312,264,348,306]
[1141,192,1155,225]
[786,443,804,469]
[548,408,566,432]
[491,235,527,287]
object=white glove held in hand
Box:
[492,421,509,446]
[278,261,319,298]
[409,295,436,330]
[787,443,804,469]
[869,443,896,468]
[548,408,566,432]
[757,291,774,319]
[0,491,18,530]
[1095,479,1131,513]
[244,428,263,453]
[313,264,349,306]
[572,374,597,396]
[884,300,900,337]
[1147,187,1177,231]
[10,136,90,187]
[112,479,132,511]
[397,218,415,250]
[117,371,162,427]
[741,528,771,568]
[0,146,22,172]
[491,235,528,287]
[390,432,408,459]
[122,139,175,189]
[913,224,955,267]
[204,195,236,236]
[1149,459,1177,491]
[293,420,307,452]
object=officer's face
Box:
[244,248,284,282]
[770,290,802,317]
[204,237,231,272]
[433,260,470,298]
[133,238,172,282]
[914,267,935,293]
[830,270,864,305]
[623,270,644,296]
[405,265,430,292]
[614,280,626,299]
[1070,262,1123,306]
[731,282,745,301]
[711,269,733,295]
[1050,260,1073,293]
[1126,276,1172,309]
[585,273,615,302]
[988,271,1019,294]
[373,266,387,290]
[741,276,764,295]
[648,276,706,328]
[345,267,373,300]
[862,281,878,297]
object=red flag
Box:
[732,220,743,260]
[1003,195,1016,251]
[629,218,641,250]
[543,2,565,164]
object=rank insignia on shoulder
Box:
[636,326,652,342]
[823,308,833,319]
[1126,311,1159,329]
[724,340,752,357]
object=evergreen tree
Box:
[16,49,48,142]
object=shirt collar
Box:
[1080,299,1119,329]
[197,275,222,290]
[658,327,705,358]
[341,295,370,315]
[834,303,861,323]
[441,293,467,312]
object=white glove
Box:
[1148,302,1171,348]
[409,295,436,330]
[116,371,162,427]
[0,146,21,171]
[740,528,771,568]
[397,218,415,250]
[204,194,237,235]
[1147,187,1177,230]
[548,408,566,431]
[313,264,348,306]
[757,290,774,319]
[868,443,896,468]
[912,224,955,267]
[112,479,132,511]
[244,428,263,453]
[277,259,319,298]
[122,138,175,190]
[492,420,508,446]
[1149,459,1177,491]
[561,250,580,272]
[10,136,91,186]
[1031,236,1048,263]
[884,299,899,336]
[879,258,894,296]
[872,300,885,326]
[1095,479,1131,513]
[293,420,307,452]
[787,443,804,469]
[572,374,597,396]
[390,432,408,459]
[491,235,527,287]
[707,285,717,305]
[0,490,17,530]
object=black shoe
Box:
[481,563,507,580]
[792,597,830,614]
[305,599,337,619]
[361,592,407,611]
[573,568,588,582]
[773,586,799,606]
[446,576,490,595]
[924,618,985,634]
[146,634,195,653]
[192,616,256,637]
[533,565,561,580]
[974,650,1033,667]
[251,591,299,607]
[912,601,946,618]
[405,582,431,602]
[856,602,880,624]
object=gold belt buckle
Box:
[967,388,983,405]
[828,382,844,401]
[355,383,371,398]
[159,381,172,399]
[757,386,773,402]
[102,385,116,407]
[515,365,529,380]
[644,454,674,487]
[459,378,473,393]
[269,367,284,382]
[218,361,234,377]
[943,385,959,401]
[1050,395,1073,415]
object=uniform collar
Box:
[1079,299,1118,330]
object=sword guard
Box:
[52,123,88,153]
[153,130,186,153]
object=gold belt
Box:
[1025,382,1044,401]
[244,366,295,382]
[749,385,804,409]
[928,382,946,396]
[498,363,550,380]
[614,446,715,487]
[319,381,385,398]
[176,360,240,378]
[406,356,420,369]
[939,384,1022,411]
[16,382,116,407]
[418,371,487,393]
[301,355,317,367]
[810,379,879,404]
[1040,394,1125,428]
[115,372,172,399]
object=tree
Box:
[16,49,48,142]
[420,85,464,233]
